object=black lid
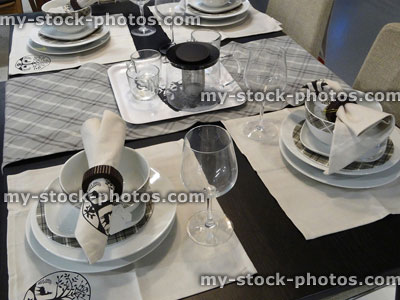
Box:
[166,42,220,70]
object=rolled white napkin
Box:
[326,103,395,175]
[75,110,126,263]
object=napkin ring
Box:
[82,165,123,195]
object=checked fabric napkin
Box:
[75,110,126,263]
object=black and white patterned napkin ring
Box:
[82,165,123,196]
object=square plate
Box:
[108,62,244,125]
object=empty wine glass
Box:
[243,46,287,141]
[181,125,238,246]
[155,0,186,54]
[130,0,156,36]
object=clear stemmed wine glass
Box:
[181,125,238,246]
[155,0,186,54]
[243,46,287,142]
[130,0,156,36]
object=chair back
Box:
[29,0,49,12]
[353,23,400,126]
[0,0,23,14]
[266,0,334,58]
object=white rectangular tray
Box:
[108,62,244,125]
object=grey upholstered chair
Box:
[353,23,400,125]
[266,0,334,59]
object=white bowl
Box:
[42,0,91,34]
[304,93,388,162]
[60,147,150,195]
[305,92,383,145]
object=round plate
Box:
[30,168,177,263]
[186,11,248,27]
[28,33,110,55]
[186,0,249,19]
[281,110,400,176]
[44,178,144,238]
[280,139,400,189]
[189,0,242,14]
[31,26,109,49]
[26,209,175,273]
[39,22,99,41]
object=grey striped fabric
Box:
[3,36,346,166]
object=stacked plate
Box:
[279,109,400,189]
[185,0,250,27]
[28,23,110,56]
[25,167,177,273]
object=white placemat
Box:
[7,140,256,300]
[150,5,282,43]
[8,15,136,75]
[223,108,400,240]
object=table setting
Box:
[8,0,135,75]
[4,0,400,299]
[7,110,256,299]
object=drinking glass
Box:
[243,46,287,141]
[130,49,162,70]
[191,29,240,88]
[155,0,186,54]
[126,64,159,101]
[130,0,156,36]
[181,125,238,246]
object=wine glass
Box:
[181,125,238,246]
[130,0,156,36]
[155,0,186,54]
[243,46,287,141]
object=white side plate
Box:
[28,33,110,55]
[280,138,400,189]
[281,110,400,176]
[30,168,177,263]
[189,0,242,13]
[26,209,175,273]
[186,0,249,19]
[31,26,109,48]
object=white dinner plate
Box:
[44,178,145,238]
[281,110,400,176]
[39,22,99,41]
[31,26,109,48]
[26,209,175,273]
[186,11,248,27]
[280,138,400,189]
[189,0,242,14]
[30,168,177,263]
[28,33,110,55]
[186,0,249,19]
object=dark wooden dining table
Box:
[1,1,400,299]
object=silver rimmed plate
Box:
[28,32,110,55]
[29,168,177,263]
[280,138,400,189]
[186,0,249,19]
[31,26,109,48]
[189,0,242,14]
[39,22,99,41]
[281,110,400,176]
[26,209,175,273]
